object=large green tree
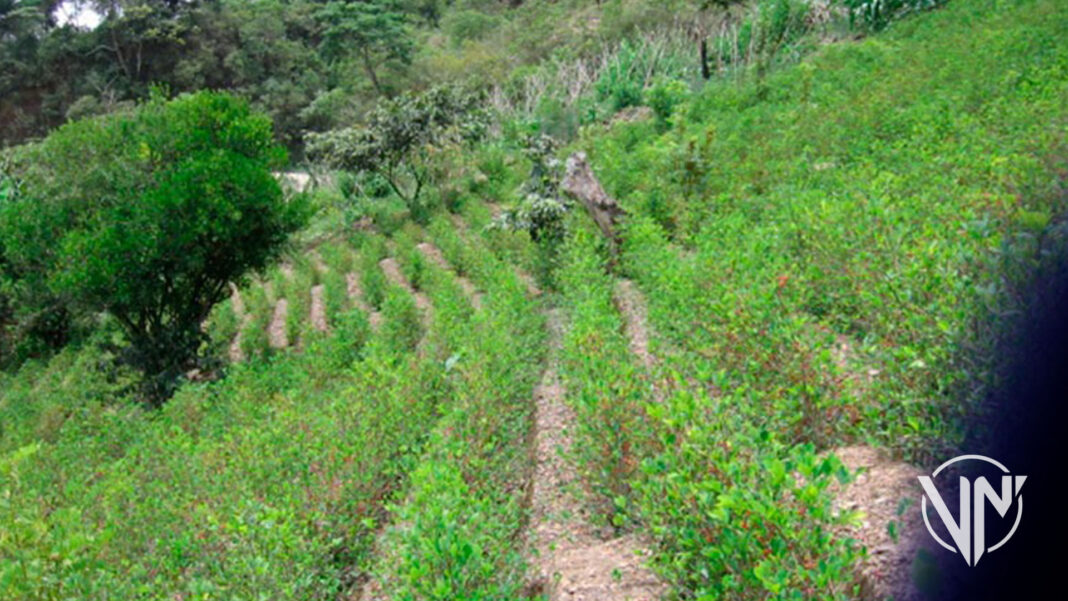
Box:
[315,0,412,94]
[0,91,309,403]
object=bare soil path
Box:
[526,309,664,601]
[613,279,654,370]
[831,446,935,601]
[309,284,328,333]
[516,268,543,299]
[268,298,289,349]
[345,271,383,330]
[265,264,294,349]
[379,256,432,320]
[308,251,329,333]
[416,241,483,309]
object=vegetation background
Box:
[1,0,1066,599]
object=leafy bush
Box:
[0,91,309,404]
[493,132,571,244]
[555,1,1068,598]
[283,262,315,347]
[240,285,274,361]
[319,241,357,275]
[205,298,241,356]
[393,228,428,291]
[0,311,449,600]
[0,338,135,457]
[594,40,646,113]
[643,77,690,129]
[638,395,864,599]
[319,307,371,368]
[322,268,351,323]
[358,242,390,310]
[558,225,656,529]
[379,284,422,354]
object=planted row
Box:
[556,221,863,600]
[367,222,545,599]
[0,239,445,599]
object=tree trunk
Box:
[361,48,382,94]
[561,152,626,244]
[699,38,711,80]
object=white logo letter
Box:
[918,455,1025,567]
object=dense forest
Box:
[1,0,898,152]
[2,0,1066,599]
[1,0,722,150]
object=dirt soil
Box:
[516,269,543,298]
[345,272,383,330]
[309,284,328,332]
[379,257,431,317]
[268,298,288,349]
[526,308,664,601]
[613,279,654,370]
[227,283,251,362]
[832,445,937,601]
[416,241,483,309]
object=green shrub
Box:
[379,285,422,354]
[205,298,240,356]
[392,228,428,290]
[0,323,449,600]
[556,2,1068,598]
[358,245,390,310]
[318,308,371,369]
[638,394,864,599]
[240,286,273,361]
[0,340,134,457]
[643,78,690,129]
[319,241,357,275]
[322,268,351,324]
[371,223,543,601]
[0,91,309,404]
[558,225,655,529]
[594,40,645,113]
[284,263,315,347]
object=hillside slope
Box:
[2,0,1067,599]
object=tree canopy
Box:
[316,0,413,94]
[307,84,488,220]
[0,90,309,402]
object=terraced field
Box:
[2,0,1066,599]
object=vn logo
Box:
[918,454,1026,566]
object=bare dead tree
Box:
[561,152,625,245]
